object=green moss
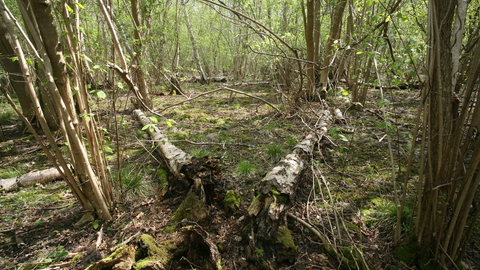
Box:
[171,189,209,222]
[393,235,420,264]
[48,194,65,202]
[163,225,177,233]
[156,168,168,185]
[248,194,263,216]
[169,131,189,140]
[276,226,297,261]
[271,186,288,204]
[345,222,361,233]
[135,234,174,269]
[223,190,242,212]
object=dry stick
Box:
[169,140,252,148]
[158,86,281,114]
[107,62,164,118]
[287,212,339,257]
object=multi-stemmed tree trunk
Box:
[318,0,347,96]
[0,0,113,220]
[130,0,153,108]
[411,0,480,267]
[302,0,319,100]
[0,21,34,120]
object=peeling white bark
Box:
[133,109,192,182]
[0,167,65,192]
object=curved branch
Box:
[158,86,281,114]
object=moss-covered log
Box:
[246,133,321,269]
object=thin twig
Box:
[158,86,281,114]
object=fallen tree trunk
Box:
[134,109,192,187]
[0,167,65,192]
[246,132,323,269]
[133,109,221,222]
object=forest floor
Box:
[1,82,480,269]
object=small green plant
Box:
[113,164,152,200]
[91,220,101,229]
[266,144,285,162]
[231,104,241,110]
[236,160,256,177]
[142,116,160,132]
[45,246,69,263]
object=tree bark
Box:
[302,0,317,100]
[246,133,322,268]
[319,0,347,94]
[0,19,34,119]
[130,0,153,108]
[181,0,208,84]
[28,0,78,127]
[0,167,66,192]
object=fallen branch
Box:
[133,109,192,184]
[169,139,252,148]
[134,109,222,221]
[158,86,281,114]
[0,167,66,192]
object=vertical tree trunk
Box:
[28,0,78,127]
[6,0,113,220]
[181,0,208,84]
[130,0,153,108]
[303,0,316,100]
[0,21,34,119]
[319,0,347,94]
[412,0,480,267]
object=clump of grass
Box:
[0,111,14,124]
[266,144,285,162]
[287,136,299,147]
[113,164,152,200]
[0,168,20,179]
[236,160,256,177]
[190,148,211,158]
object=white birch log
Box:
[0,167,65,192]
[133,109,192,185]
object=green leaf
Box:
[117,82,124,89]
[80,113,93,122]
[75,2,85,9]
[356,51,364,55]
[104,145,113,154]
[96,90,106,99]
[376,99,391,107]
[166,119,176,127]
[148,116,158,124]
